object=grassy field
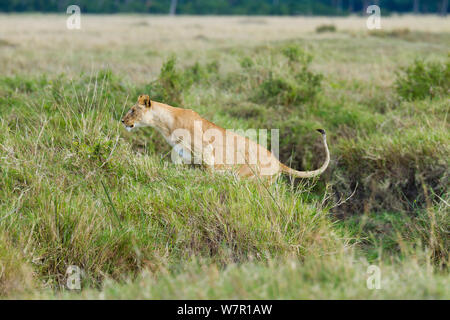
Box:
[0,14,449,299]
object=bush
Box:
[148,56,186,107]
[395,58,449,101]
[257,74,299,105]
[255,47,323,106]
[240,56,254,69]
[148,56,219,106]
[183,60,220,84]
[282,44,306,63]
[316,24,336,33]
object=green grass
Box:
[22,254,450,299]
[0,31,449,299]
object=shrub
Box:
[316,24,337,33]
[282,44,306,64]
[148,56,186,106]
[205,60,220,74]
[183,62,206,86]
[240,56,254,69]
[395,58,449,101]
[294,68,323,99]
[257,74,298,105]
[183,60,220,84]
[148,57,219,106]
[255,47,323,106]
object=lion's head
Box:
[121,95,152,131]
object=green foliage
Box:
[255,46,323,106]
[282,44,306,63]
[184,60,220,84]
[148,56,186,107]
[1,32,449,298]
[0,71,348,295]
[395,57,450,101]
[335,125,449,213]
[257,74,300,105]
[27,254,450,299]
[240,56,254,69]
[339,207,449,267]
[148,56,219,107]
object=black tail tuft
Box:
[316,129,326,135]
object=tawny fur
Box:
[122,95,330,183]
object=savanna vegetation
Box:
[0,15,448,299]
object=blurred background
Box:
[0,0,448,16]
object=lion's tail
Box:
[280,129,330,179]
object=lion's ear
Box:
[138,94,151,108]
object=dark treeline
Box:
[0,0,448,15]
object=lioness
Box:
[122,95,330,182]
